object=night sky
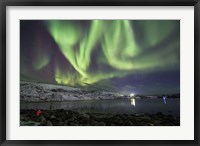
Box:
[20,20,180,95]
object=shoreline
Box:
[20,81,180,102]
[20,109,180,126]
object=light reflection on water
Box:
[20,98,180,116]
[130,98,135,106]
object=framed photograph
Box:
[0,0,199,145]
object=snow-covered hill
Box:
[20,81,129,102]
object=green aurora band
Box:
[45,20,179,86]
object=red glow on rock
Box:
[36,110,42,116]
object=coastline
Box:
[20,109,180,126]
[20,81,179,102]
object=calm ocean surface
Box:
[20,98,180,116]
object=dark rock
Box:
[79,112,90,119]
[40,116,46,123]
[50,115,56,120]
[20,109,180,126]
[57,122,64,126]
[147,123,154,126]
[47,121,53,126]
[51,89,57,92]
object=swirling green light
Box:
[47,20,179,86]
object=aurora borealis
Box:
[20,20,180,95]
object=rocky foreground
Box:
[20,81,128,102]
[20,110,180,126]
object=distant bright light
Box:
[130,93,134,97]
